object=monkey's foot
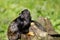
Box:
[27,32,34,36]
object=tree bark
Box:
[20,17,60,40]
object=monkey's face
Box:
[20,9,31,20]
[23,10,30,17]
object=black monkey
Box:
[7,9,32,40]
[7,9,46,40]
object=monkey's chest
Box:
[18,25,30,34]
[17,21,31,34]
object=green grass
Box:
[0,0,60,40]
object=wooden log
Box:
[38,17,57,34]
[20,22,48,40]
[20,17,60,40]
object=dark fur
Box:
[7,9,31,40]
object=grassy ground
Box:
[0,0,60,40]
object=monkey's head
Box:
[19,9,31,21]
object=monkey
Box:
[7,9,47,40]
[7,9,33,40]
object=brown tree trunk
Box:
[20,17,60,40]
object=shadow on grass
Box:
[0,30,4,33]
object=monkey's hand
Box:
[27,32,34,36]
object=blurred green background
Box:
[0,0,60,40]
